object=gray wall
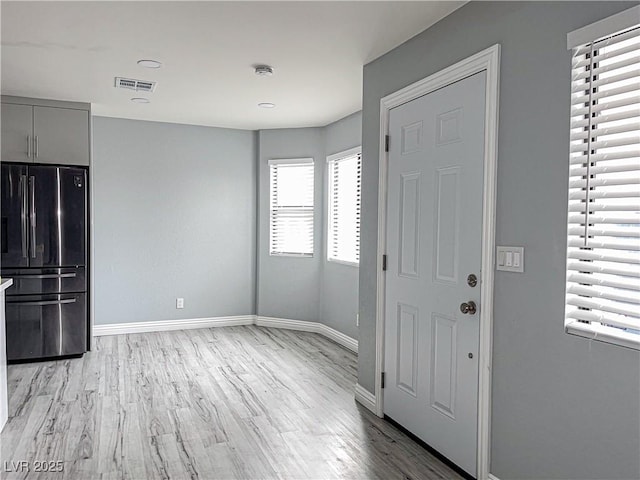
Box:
[93,117,256,324]
[256,127,325,322]
[257,113,362,339]
[93,113,361,338]
[358,2,640,479]
[322,112,362,339]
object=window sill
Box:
[327,258,359,268]
[566,320,640,352]
[270,252,314,258]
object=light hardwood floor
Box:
[1,326,463,479]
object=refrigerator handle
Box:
[29,175,36,258]
[20,175,28,258]
[11,273,77,279]
[11,298,77,307]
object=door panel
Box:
[1,164,29,268]
[33,106,89,166]
[384,71,486,477]
[1,104,32,163]
[435,166,460,283]
[29,166,86,267]
[396,303,419,396]
[399,173,420,278]
[430,314,457,418]
[5,293,86,361]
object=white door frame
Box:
[374,44,500,480]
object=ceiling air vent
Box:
[114,77,156,93]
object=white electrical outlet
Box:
[176,298,184,309]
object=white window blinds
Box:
[269,159,314,256]
[566,21,640,348]
[327,149,362,265]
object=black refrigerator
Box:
[1,163,88,362]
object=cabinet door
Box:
[33,106,89,166]
[1,103,33,163]
[0,290,7,428]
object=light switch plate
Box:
[496,246,524,272]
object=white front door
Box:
[383,71,486,477]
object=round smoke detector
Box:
[254,65,274,76]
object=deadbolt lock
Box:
[467,274,478,288]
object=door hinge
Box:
[381,372,386,389]
[382,254,387,271]
[385,135,390,152]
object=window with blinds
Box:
[327,148,362,265]
[565,20,640,349]
[269,158,314,257]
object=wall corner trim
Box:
[94,315,358,353]
[354,383,377,414]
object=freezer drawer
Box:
[5,292,86,361]
[2,267,86,295]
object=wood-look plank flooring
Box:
[1,326,463,479]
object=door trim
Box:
[374,44,500,480]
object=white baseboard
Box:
[354,383,377,414]
[93,315,254,336]
[487,474,501,480]
[319,323,358,353]
[256,316,358,353]
[94,315,358,353]
[255,315,318,331]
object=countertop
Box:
[0,278,13,292]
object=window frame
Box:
[326,146,362,267]
[268,157,315,258]
[564,7,640,351]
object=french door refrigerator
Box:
[1,163,88,362]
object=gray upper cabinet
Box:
[33,107,89,166]
[1,103,33,163]
[1,97,90,166]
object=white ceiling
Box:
[1,1,464,130]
